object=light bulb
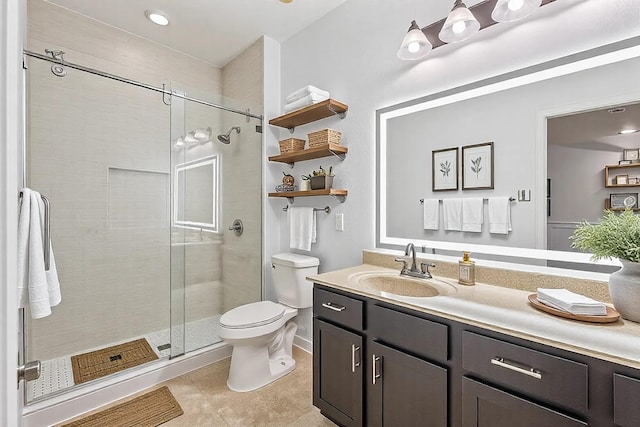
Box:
[452,21,466,34]
[145,10,169,26]
[407,42,420,53]
[508,0,524,11]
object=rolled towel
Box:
[284,93,330,113]
[286,85,330,104]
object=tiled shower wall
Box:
[25,0,265,360]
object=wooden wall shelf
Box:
[268,188,347,203]
[604,163,640,187]
[269,99,348,132]
[268,143,347,166]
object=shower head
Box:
[217,126,240,144]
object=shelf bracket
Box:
[286,162,294,168]
[286,197,295,204]
[287,127,295,134]
[329,150,346,161]
[327,104,347,120]
[331,194,346,203]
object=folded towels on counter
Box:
[462,198,483,232]
[443,199,463,231]
[537,288,607,316]
[284,92,330,113]
[423,199,440,230]
[288,207,316,251]
[286,85,330,104]
[488,197,512,234]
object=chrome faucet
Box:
[395,243,436,279]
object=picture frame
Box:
[623,149,639,161]
[432,147,458,191]
[629,177,638,185]
[619,160,633,165]
[462,142,494,190]
[616,175,629,185]
[610,193,639,209]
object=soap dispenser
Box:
[458,251,475,286]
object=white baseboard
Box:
[23,344,232,427]
[294,335,312,353]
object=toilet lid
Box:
[220,301,285,329]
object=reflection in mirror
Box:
[174,155,219,231]
[377,37,640,275]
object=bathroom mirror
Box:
[376,36,640,275]
[174,155,219,231]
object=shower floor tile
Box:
[28,315,223,401]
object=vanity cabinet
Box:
[312,283,640,427]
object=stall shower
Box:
[23,50,263,403]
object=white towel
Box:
[17,189,61,319]
[286,85,330,104]
[443,199,463,231]
[488,197,512,234]
[537,288,607,316]
[284,93,330,113]
[422,199,439,230]
[288,207,316,251]
[462,198,484,232]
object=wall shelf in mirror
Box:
[268,188,347,203]
[268,143,348,167]
[604,198,640,211]
[605,163,640,188]
[269,99,348,133]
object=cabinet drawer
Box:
[313,287,363,331]
[369,304,448,362]
[614,373,640,427]
[462,331,587,414]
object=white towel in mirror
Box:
[423,199,439,230]
[443,199,463,231]
[462,198,483,232]
[488,197,512,234]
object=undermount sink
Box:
[349,271,457,298]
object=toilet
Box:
[218,253,319,392]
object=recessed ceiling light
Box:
[145,9,169,26]
[619,129,640,135]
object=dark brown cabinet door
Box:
[462,377,586,427]
[313,318,363,427]
[367,341,447,427]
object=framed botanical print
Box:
[432,147,458,191]
[462,142,494,190]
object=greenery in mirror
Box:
[571,209,640,263]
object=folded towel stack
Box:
[284,85,330,113]
[537,288,607,316]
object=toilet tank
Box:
[271,253,319,308]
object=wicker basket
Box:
[308,129,341,148]
[278,138,305,154]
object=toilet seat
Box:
[220,301,285,329]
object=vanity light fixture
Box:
[145,9,170,26]
[398,0,555,61]
[438,0,480,44]
[397,20,433,60]
[491,0,542,22]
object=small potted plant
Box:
[571,208,640,322]
[300,174,312,191]
[310,166,334,190]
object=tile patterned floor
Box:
[58,347,337,427]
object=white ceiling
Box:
[548,103,640,151]
[45,0,348,67]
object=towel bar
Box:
[19,191,51,271]
[282,205,331,214]
[420,197,516,203]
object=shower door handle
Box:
[18,360,41,383]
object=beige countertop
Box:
[308,264,640,370]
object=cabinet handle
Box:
[490,357,542,380]
[351,345,361,373]
[372,355,382,385]
[322,302,346,312]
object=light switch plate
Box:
[335,213,344,231]
[518,189,531,202]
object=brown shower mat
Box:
[71,338,158,384]
[61,386,183,427]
